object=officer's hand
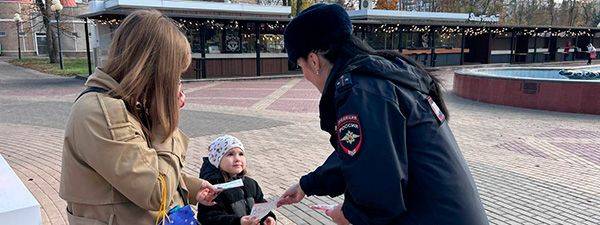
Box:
[325,204,350,225]
[277,183,305,207]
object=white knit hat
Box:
[208,135,245,168]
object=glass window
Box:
[402,32,429,49]
[364,32,399,50]
[436,34,460,49]
[205,28,222,54]
[187,29,202,53]
[186,21,289,54]
[491,37,511,50]
[259,22,285,53]
[240,22,256,53]
[260,34,284,53]
[222,27,242,53]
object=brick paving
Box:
[0,59,599,225]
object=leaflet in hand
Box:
[214,179,243,190]
[250,197,280,219]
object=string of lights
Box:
[93,17,596,38]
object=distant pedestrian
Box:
[587,43,596,65]
[564,41,572,61]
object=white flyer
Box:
[250,197,279,219]
[214,179,244,190]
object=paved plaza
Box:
[0,59,599,225]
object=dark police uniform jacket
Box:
[299,54,489,225]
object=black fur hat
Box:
[284,3,353,63]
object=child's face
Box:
[219,147,246,176]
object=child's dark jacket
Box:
[197,157,276,225]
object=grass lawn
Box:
[9,58,89,76]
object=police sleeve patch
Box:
[336,114,363,156]
[427,96,446,123]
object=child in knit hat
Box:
[197,135,277,225]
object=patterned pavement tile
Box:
[266,99,320,113]
[535,128,600,139]
[186,97,260,108]
[493,140,551,159]
[550,142,600,166]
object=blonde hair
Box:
[102,10,191,142]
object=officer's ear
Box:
[306,52,321,75]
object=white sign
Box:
[468,13,499,23]
[0,155,42,225]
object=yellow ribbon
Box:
[156,174,169,225]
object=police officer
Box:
[276,4,489,225]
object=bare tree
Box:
[312,0,600,27]
[376,0,400,10]
[569,0,577,26]
[20,0,80,63]
[295,0,303,15]
[34,0,59,63]
[581,0,599,27]
[548,0,556,25]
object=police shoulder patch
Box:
[335,74,353,91]
[336,114,363,156]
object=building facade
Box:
[80,0,600,79]
[0,0,96,57]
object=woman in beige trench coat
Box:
[60,10,218,225]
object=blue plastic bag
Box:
[162,205,198,225]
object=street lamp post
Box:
[51,0,64,70]
[13,13,22,60]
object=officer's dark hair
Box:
[306,34,450,119]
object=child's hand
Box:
[240,216,260,225]
[264,216,276,225]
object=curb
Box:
[75,60,594,83]
[428,60,592,71]
[75,75,88,81]
[77,73,304,83]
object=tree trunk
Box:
[36,0,58,63]
[569,0,577,26]
[549,0,555,26]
